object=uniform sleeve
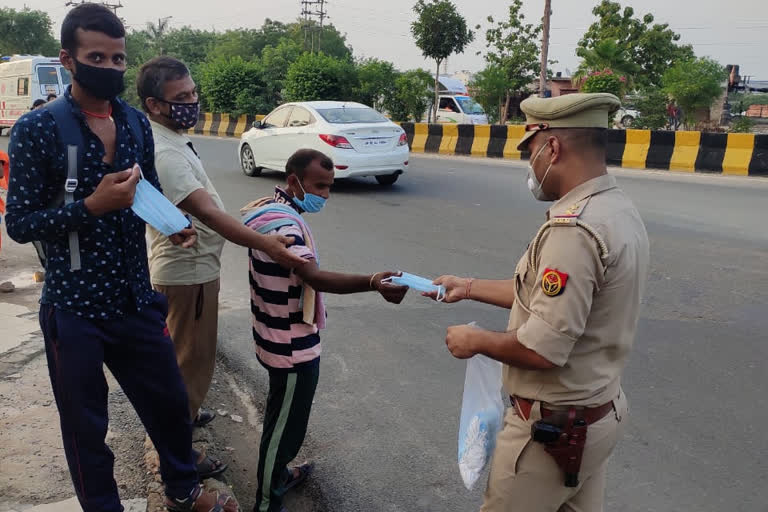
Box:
[516,227,604,366]
[277,225,315,261]
[5,113,93,244]
[154,150,204,206]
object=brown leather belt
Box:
[512,396,614,425]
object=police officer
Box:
[431,93,650,511]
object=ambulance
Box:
[0,55,71,134]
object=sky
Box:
[9,0,768,80]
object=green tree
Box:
[476,0,541,124]
[411,0,474,122]
[580,69,626,97]
[162,27,218,65]
[0,7,59,56]
[662,57,727,126]
[578,1,694,89]
[574,39,639,88]
[355,58,398,111]
[146,17,173,55]
[199,56,266,114]
[261,39,303,109]
[284,53,357,102]
[469,65,507,124]
[382,69,433,122]
[632,89,668,130]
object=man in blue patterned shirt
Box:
[5,4,237,512]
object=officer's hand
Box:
[170,225,197,248]
[84,165,140,216]
[260,234,307,268]
[372,271,408,304]
[424,275,471,303]
[445,324,480,359]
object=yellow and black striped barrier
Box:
[401,123,768,177]
[188,113,265,138]
[188,114,768,177]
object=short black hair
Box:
[286,149,333,178]
[32,99,46,109]
[46,93,57,101]
[136,57,190,112]
[61,3,125,55]
[550,128,607,153]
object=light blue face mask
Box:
[382,272,446,301]
[131,169,190,236]
[293,181,327,213]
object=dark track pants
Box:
[39,294,198,512]
[254,363,320,512]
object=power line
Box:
[301,0,329,53]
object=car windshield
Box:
[455,96,485,115]
[316,107,387,124]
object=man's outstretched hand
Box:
[372,271,408,304]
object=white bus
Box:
[0,55,72,133]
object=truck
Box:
[426,75,489,125]
[0,55,72,134]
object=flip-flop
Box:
[197,453,228,479]
[282,462,314,492]
[165,484,238,512]
[194,409,216,428]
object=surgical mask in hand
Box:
[382,272,446,301]
[130,167,190,236]
[294,181,327,213]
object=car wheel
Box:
[240,144,261,177]
[621,115,634,128]
[375,174,399,186]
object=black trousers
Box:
[254,362,320,512]
[39,294,198,512]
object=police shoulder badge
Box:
[541,268,568,297]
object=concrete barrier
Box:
[189,114,768,176]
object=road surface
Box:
[2,134,767,511]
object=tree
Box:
[580,69,626,97]
[0,7,59,57]
[162,27,218,65]
[284,53,357,102]
[260,39,303,109]
[469,65,507,124]
[355,58,398,111]
[476,0,541,124]
[199,57,267,114]
[146,17,173,55]
[577,1,694,89]
[574,39,639,88]
[632,89,670,130]
[411,0,473,122]
[663,57,727,126]
[382,69,433,122]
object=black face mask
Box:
[72,59,125,100]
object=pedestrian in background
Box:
[137,56,306,476]
[4,4,236,511]
[429,93,649,511]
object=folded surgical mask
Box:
[131,168,190,236]
[382,272,446,301]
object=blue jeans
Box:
[40,293,198,512]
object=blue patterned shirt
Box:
[5,88,160,319]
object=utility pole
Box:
[65,1,125,21]
[539,0,551,97]
[300,0,328,53]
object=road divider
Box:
[188,114,768,176]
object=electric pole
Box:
[65,1,125,23]
[539,0,551,97]
[300,0,328,53]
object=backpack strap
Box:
[43,98,84,271]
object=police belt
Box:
[512,396,614,425]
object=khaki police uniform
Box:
[481,94,650,512]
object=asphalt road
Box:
[3,134,768,511]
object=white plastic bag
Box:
[457,329,504,491]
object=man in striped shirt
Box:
[245,149,407,512]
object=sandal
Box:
[165,484,237,512]
[282,462,314,493]
[194,409,216,428]
[196,453,228,479]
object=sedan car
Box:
[238,101,410,186]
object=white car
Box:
[238,101,410,186]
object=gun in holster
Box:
[531,408,587,487]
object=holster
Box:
[533,409,588,487]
